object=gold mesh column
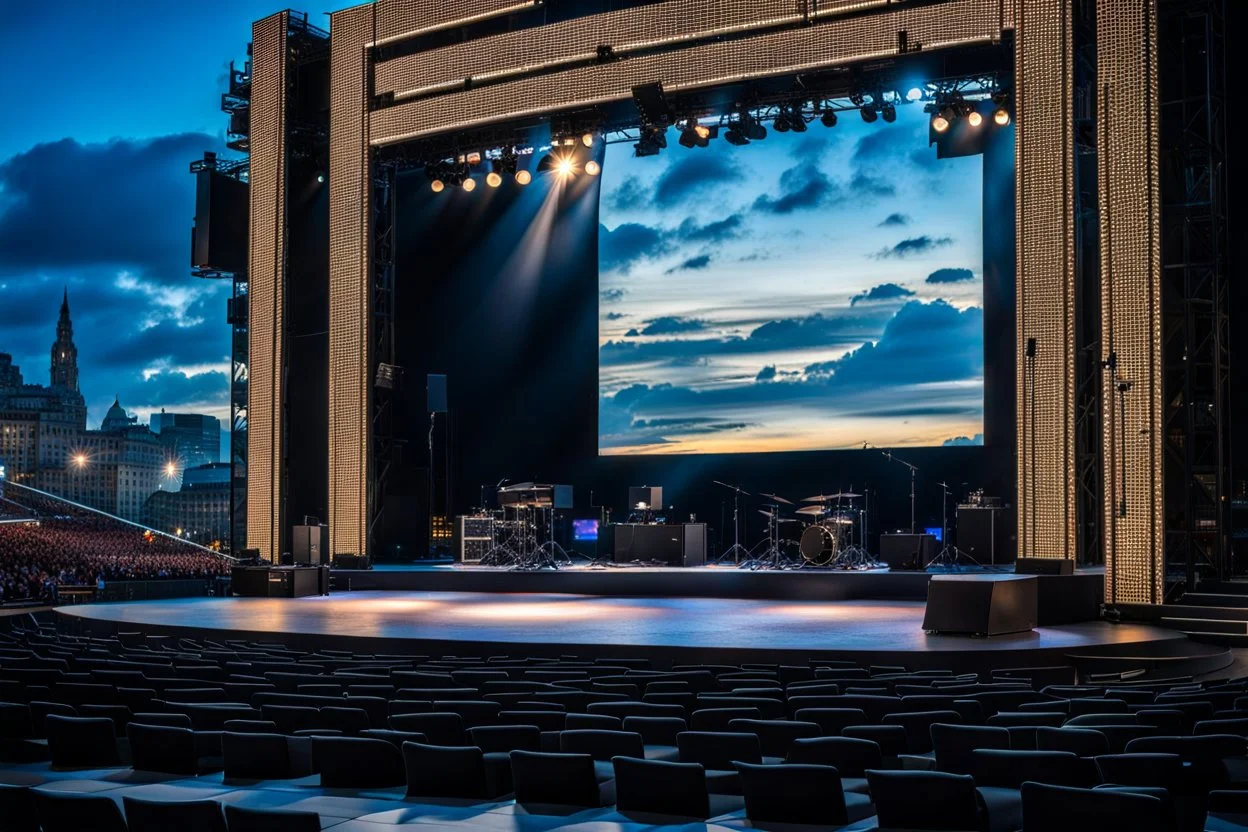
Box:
[1099,0,1163,604]
[246,11,288,562]
[327,5,373,559]
[1015,0,1077,560]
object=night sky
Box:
[0,2,356,454]
[599,104,985,454]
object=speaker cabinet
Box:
[292,525,328,565]
[613,523,706,566]
[922,575,1038,635]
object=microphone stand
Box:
[866,442,918,535]
[711,480,752,564]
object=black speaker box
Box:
[922,575,1038,635]
[1015,557,1074,576]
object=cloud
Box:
[871,235,954,259]
[753,166,840,214]
[598,222,670,273]
[665,254,711,274]
[676,214,745,244]
[605,175,648,212]
[600,288,626,303]
[849,170,896,198]
[653,153,743,206]
[926,267,976,284]
[604,311,625,320]
[638,317,707,335]
[879,213,911,227]
[0,134,219,285]
[756,365,777,381]
[850,283,916,305]
[116,369,229,418]
[943,434,984,447]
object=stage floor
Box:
[56,589,1202,673]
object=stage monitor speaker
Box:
[956,506,1013,565]
[614,523,705,566]
[879,533,937,569]
[292,524,328,565]
[1015,557,1074,576]
[333,554,371,570]
[922,575,1038,635]
[427,374,448,413]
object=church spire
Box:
[51,289,79,393]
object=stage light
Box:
[315,172,326,184]
[932,109,951,133]
[634,125,667,157]
[581,132,595,147]
[773,110,791,133]
[558,157,576,177]
[461,176,476,192]
[585,160,600,176]
[430,179,445,193]
[906,87,924,102]
[993,106,1011,126]
[967,110,984,128]
[515,169,532,185]
[695,124,711,140]
[880,103,896,123]
[820,109,838,128]
[486,171,502,188]
[860,107,878,123]
[724,128,749,146]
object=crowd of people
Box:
[0,490,229,604]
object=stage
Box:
[55,584,1231,677]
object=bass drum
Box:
[799,524,843,566]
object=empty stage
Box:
[55,589,1218,675]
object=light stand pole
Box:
[866,443,918,535]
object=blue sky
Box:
[598,105,985,454]
[0,2,357,452]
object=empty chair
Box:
[970,748,1093,789]
[223,719,278,734]
[823,694,903,722]
[882,709,962,754]
[510,749,606,808]
[1194,717,1248,737]
[131,713,193,729]
[930,723,1011,774]
[128,723,206,776]
[1069,698,1130,716]
[402,741,508,799]
[1126,734,1246,787]
[559,728,644,761]
[0,784,38,832]
[224,804,321,832]
[587,701,683,720]
[468,724,542,753]
[389,712,464,745]
[1136,709,1189,734]
[691,707,760,732]
[32,790,128,832]
[866,769,983,831]
[1065,713,1139,728]
[1095,752,1184,788]
[1037,726,1112,757]
[989,711,1067,728]
[793,707,868,736]
[123,796,227,832]
[312,736,405,788]
[1021,781,1171,832]
[498,710,565,732]
[842,724,910,759]
[222,731,295,780]
[622,715,685,748]
[564,712,622,731]
[677,730,762,794]
[727,718,820,757]
[612,756,713,820]
[738,761,873,825]
[45,715,120,768]
[318,706,370,735]
[788,736,884,794]
[435,700,501,729]
[696,695,784,719]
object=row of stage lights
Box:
[427,133,600,193]
[425,86,1011,192]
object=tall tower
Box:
[50,288,79,393]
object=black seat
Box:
[389,712,464,745]
[313,736,406,788]
[32,790,128,832]
[558,728,644,760]
[727,718,821,757]
[467,724,542,753]
[690,707,759,732]
[1021,781,1170,832]
[509,750,605,808]
[128,723,203,776]
[0,784,39,832]
[222,731,294,780]
[402,741,507,799]
[970,748,1093,788]
[612,756,711,820]
[930,722,1011,774]
[738,761,872,825]
[45,715,120,768]
[622,715,685,747]
[224,805,320,832]
[122,796,227,832]
[867,769,983,831]
[1037,726,1112,756]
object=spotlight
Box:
[461,177,476,192]
[486,171,502,188]
[585,160,600,176]
[555,156,576,177]
[315,171,326,184]
[820,109,838,128]
[724,128,749,146]
[743,114,767,141]
[773,110,791,133]
[906,87,924,102]
[678,119,712,148]
[880,103,896,123]
[932,113,950,133]
[967,110,984,128]
[634,125,667,157]
[515,169,532,185]
[695,124,711,140]
[860,107,878,123]
[430,179,445,193]
[993,106,1011,126]
[581,132,595,147]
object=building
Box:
[143,462,233,547]
[151,410,220,469]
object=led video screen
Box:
[598,105,985,455]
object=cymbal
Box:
[801,492,861,502]
[795,505,827,517]
[760,492,793,505]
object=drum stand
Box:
[926,481,981,571]
[712,481,753,564]
[740,507,793,570]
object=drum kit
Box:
[738,488,884,570]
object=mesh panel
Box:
[371,0,1005,146]
[373,0,538,46]
[328,4,374,559]
[1099,0,1162,604]
[1015,0,1076,562]
[247,12,288,562]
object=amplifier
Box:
[879,533,938,569]
[613,523,706,567]
[455,515,494,564]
